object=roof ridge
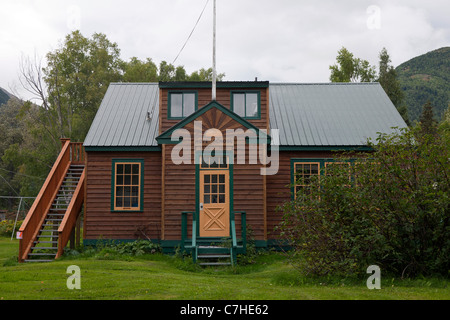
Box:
[270,82,380,86]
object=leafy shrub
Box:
[278,126,450,277]
[0,220,22,237]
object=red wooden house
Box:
[18,80,406,264]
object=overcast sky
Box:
[1,0,449,100]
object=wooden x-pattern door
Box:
[199,169,230,237]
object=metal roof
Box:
[84,82,407,148]
[269,82,407,146]
[84,83,160,148]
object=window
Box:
[203,173,227,204]
[112,159,144,211]
[325,162,351,178]
[231,91,260,119]
[168,92,197,119]
[292,162,320,198]
[200,154,229,169]
[291,159,354,199]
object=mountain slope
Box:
[0,87,10,107]
[396,47,450,123]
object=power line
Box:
[0,167,45,180]
[172,0,210,65]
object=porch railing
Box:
[181,210,247,264]
[181,211,197,261]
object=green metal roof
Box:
[84,83,160,149]
[84,82,407,149]
[269,82,407,146]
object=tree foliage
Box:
[329,47,377,83]
[395,47,449,123]
[330,46,410,125]
[0,30,225,209]
[277,126,450,278]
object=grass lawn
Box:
[0,237,449,300]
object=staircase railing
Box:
[56,169,85,258]
[233,211,247,254]
[181,211,197,261]
[230,211,246,265]
[18,139,85,262]
[181,209,246,265]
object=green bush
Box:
[278,126,450,278]
[0,220,22,237]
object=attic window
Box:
[168,92,197,119]
[231,91,260,119]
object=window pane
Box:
[204,185,210,193]
[132,175,139,185]
[212,175,217,183]
[131,186,139,197]
[124,186,131,197]
[211,185,217,193]
[204,175,210,183]
[233,93,245,117]
[201,156,209,168]
[131,197,139,207]
[116,197,123,207]
[304,165,311,175]
[117,164,124,174]
[116,186,123,197]
[210,159,219,168]
[116,175,123,185]
[246,93,258,117]
[171,93,183,118]
[124,175,131,185]
[219,175,225,183]
[311,164,319,175]
[124,197,131,207]
[183,93,195,115]
[219,184,225,193]
[204,195,210,204]
[125,164,132,174]
[211,195,218,203]
[132,164,139,174]
[219,194,225,203]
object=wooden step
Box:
[28,253,57,256]
[199,262,231,266]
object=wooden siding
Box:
[162,104,267,241]
[159,87,268,134]
[266,151,348,238]
[84,151,162,240]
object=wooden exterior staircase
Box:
[18,139,85,262]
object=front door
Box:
[199,169,230,237]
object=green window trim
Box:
[290,158,354,199]
[230,91,261,120]
[111,159,144,212]
[168,91,198,120]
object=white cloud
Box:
[0,0,448,99]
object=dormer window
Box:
[168,91,197,119]
[231,91,260,119]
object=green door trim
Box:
[195,150,234,238]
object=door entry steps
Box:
[185,238,245,266]
[197,245,232,266]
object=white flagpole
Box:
[212,0,217,101]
